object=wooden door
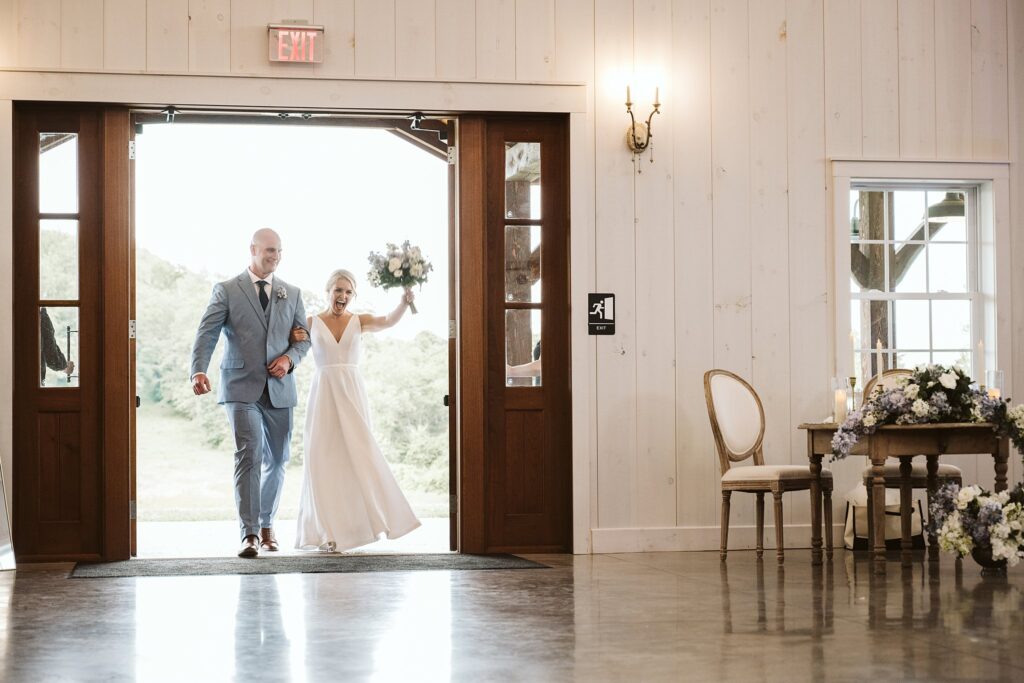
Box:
[459,116,571,553]
[447,120,458,551]
[13,104,133,562]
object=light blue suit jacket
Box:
[190,271,311,407]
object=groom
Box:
[190,228,311,558]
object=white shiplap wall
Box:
[0,0,1020,553]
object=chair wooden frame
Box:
[859,369,963,549]
[704,369,834,563]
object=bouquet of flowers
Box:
[931,481,1024,567]
[367,241,433,314]
[830,364,1024,461]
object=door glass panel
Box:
[39,220,79,300]
[505,142,541,219]
[505,309,541,387]
[38,133,78,214]
[39,307,79,387]
[505,225,541,303]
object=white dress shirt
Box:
[248,268,274,300]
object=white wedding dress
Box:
[295,314,421,551]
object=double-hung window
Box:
[833,161,1010,395]
[848,185,977,385]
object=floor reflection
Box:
[135,576,237,681]
[369,572,452,681]
[2,551,1024,681]
[234,576,296,682]
[719,559,834,637]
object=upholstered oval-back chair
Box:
[860,369,963,547]
[704,369,834,563]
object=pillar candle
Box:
[849,330,856,375]
[834,389,848,423]
[875,339,883,375]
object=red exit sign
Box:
[268,24,324,64]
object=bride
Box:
[291,269,421,551]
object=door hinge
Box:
[447,146,456,165]
[129,500,137,520]
[129,320,137,339]
[448,320,456,339]
[128,140,136,160]
[449,494,458,515]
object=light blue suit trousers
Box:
[190,271,310,538]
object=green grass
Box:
[137,402,448,521]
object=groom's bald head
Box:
[250,228,282,277]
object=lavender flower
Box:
[931,480,1024,564]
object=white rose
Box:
[411,263,423,277]
[862,414,877,427]
[912,399,931,417]
[388,257,402,272]
[939,372,957,389]
[904,383,920,399]
[956,485,980,510]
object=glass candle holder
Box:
[986,369,1005,400]
[831,377,850,424]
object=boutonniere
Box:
[276,286,287,300]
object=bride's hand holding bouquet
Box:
[367,241,432,314]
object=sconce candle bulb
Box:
[625,85,661,162]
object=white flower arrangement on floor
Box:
[930,481,1024,567]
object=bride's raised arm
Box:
[359,289,414,332]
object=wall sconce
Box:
[625,85,660,169]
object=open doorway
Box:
[132,115,451,557]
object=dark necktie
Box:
[257,280,269,310]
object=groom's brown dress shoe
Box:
[260,527,279,551]
[238,535,259,558]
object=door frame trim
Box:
[2,84,597,557]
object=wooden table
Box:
[798,422,1009,575]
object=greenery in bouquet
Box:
[367,240,433,290]
[830,364,1024,461]
[930,481,1024,566]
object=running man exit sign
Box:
[268,24,324,63]
[588,293,615,335]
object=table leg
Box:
[808,439,823,566]
[899,456,913,567]
[926,454,939,563]
[871,441,888,575]
[994,437,1009,493]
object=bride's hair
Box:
[325,269,358,296]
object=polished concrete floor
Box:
[1,549,1022,682]
[136,518,450,557]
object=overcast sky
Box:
[133,122,449,340]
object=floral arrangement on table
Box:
[930,481,1024,568]
[829,364,1024,461]
[367,241,433,314]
